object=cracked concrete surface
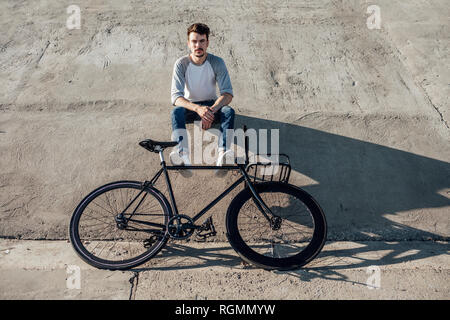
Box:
[0,239,448,299]
[1,0,449,242]
[0,0,449,299]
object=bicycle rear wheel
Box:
[69,181,171,270]
[226,182,327,270]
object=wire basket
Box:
[245,153,291,184]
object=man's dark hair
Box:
[187,23,210,40]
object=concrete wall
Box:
[0,0,448,241]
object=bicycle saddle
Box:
[139,139,178,153]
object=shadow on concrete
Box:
[134,114,449,280]
[233,114,449,240]
[132,240,448,287]
[236,114,449,282]
[132,243,243,272]
[280,240,449,286]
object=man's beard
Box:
[194,49,204,57]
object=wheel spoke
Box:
[71,183,169,268]
[230,182,326,269]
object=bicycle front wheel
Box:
[69,181,171,270]
[226,182,327,270]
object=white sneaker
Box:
[215,148,234,177]
[169,149,193,178]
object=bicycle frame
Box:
[143,151,276,226]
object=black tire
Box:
[226,182,327,270]
[69,181,172,270]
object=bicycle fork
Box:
[241,167,282,230]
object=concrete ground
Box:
[0,0,449,299]
[0,239,448,300]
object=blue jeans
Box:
[171,100,235,154]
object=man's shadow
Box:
[139,113,449,281]
[235,115,449,267]
[233,114,449,240]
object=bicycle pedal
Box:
[199,217,214,230]
[195,217,217,241]
[194,231,217,242]
[143,237,156,248]
[143,234,162,248]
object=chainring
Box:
[167,215,196,240]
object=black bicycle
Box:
[69,129,327,270]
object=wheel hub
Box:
[115,215,128,230]
[271,216,282,230]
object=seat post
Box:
[159,149,165,163]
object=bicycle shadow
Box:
[132,242,244,271]
[148,113,449,283]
